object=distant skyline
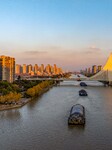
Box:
[0,0,112,71]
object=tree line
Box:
[0,80,54,104]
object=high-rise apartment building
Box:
[45,64,51,75]
[27,64,33,74]
[87,67,91,75]
[97,65,102,72]
[0,58,2,81]
[58,67,63,74]
[34,64,38,74]
[92,65,97,74]
[23,64,27,74]
[0,55,15,82]
[53,64,57,74]
[40,64,44,73]
[16,64,22,74]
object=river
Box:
[0,82,112,150]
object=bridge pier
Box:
[109,81,112,86]
[100,81,109,87]
[101,81,112,87]
[55,80,61,85]
[104,83,109,87]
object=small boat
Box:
[68,104,85,125]
[79,89,88,96]
[80,82,87,86]
[77,75,80,77]
[77,78,81,81]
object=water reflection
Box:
[27,98,37,109]
[0,109,21,120]
[68,124,85,131]
[27,95,43,109]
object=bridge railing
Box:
[17,77,86,81]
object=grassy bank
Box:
[0,81,55,111]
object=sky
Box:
[0,0,112,71]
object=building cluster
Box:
[80,65,102,76]
[16,64,63,77]
[0,55,64,83]
[0,55,103,83]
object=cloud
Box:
[84,45,101,54]
[15,45,106,71]
[88,45,101,50]
[24,51,48,55]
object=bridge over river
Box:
[19,73,88,81]
[19,74,106,87]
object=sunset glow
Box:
[0,0,112,71]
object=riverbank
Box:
[0,84,54,111]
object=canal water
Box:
[0,82,112,150]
